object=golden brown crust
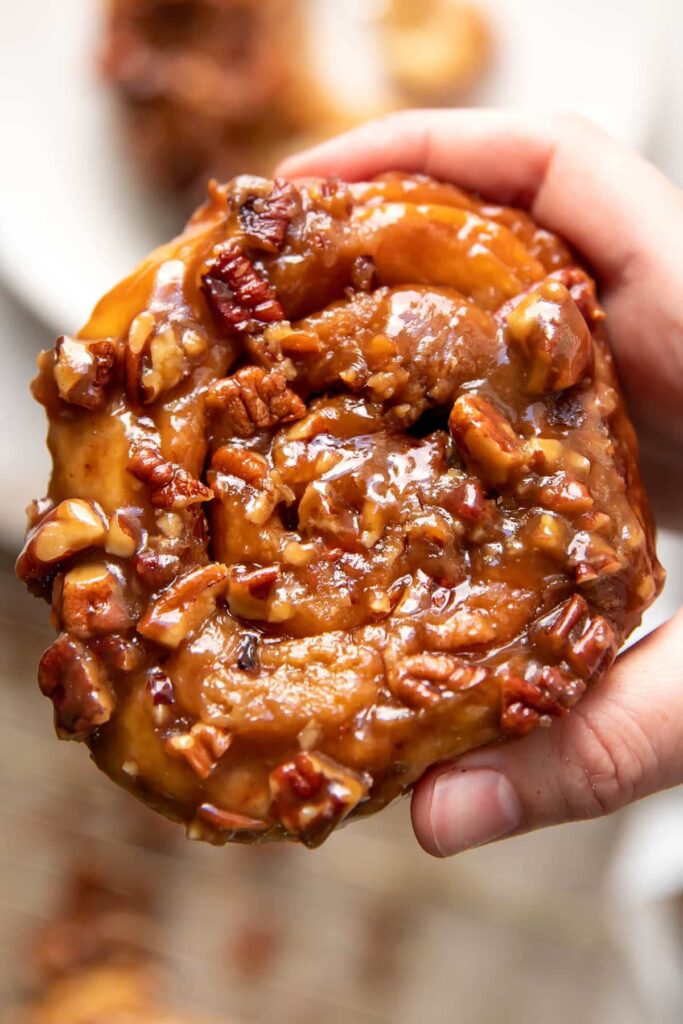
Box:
[17,172,664,847]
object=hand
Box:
[279,110,683,856]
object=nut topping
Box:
[531,594,617,680]
[56,561,132,639]
[269,752,369,846]
[138,563,229,648]
[207,366,306,438]
[392,654,487,710]
[201,240,284,334]
[17,499,108,584]
[17,172,662,848]
[38,634,115,740]
[165,722,232,779]
[54,335,116,409]
[236,178,299,253]
[105,509,142,559]
[128,443,213,510]
[505,279,594,394]
[226,565,281,621]
[449,394,527,486]
[210,446,268,486]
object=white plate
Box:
[0,0,672,334]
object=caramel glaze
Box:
[18,173,664,846]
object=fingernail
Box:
[429,768,523,857]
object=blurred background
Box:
[1,1,682,1020]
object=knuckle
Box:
[554,700,659,819]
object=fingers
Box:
[279,109,683,441]
[278,109,683,285]
[411,608,683,857]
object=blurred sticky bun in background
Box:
[100,0,491,209]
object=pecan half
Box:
[201,241,284,334]
[165,722,232,779]
[531,594,617,680]
[207,366,305,438]
[54,335,116,409]
[236,178,299,253]
[449,394,527,486]
[38,634,115,740]
[125,310,208,406]
[55,561,132,639]
[137,563,229,647]
[505,280,594,394]
[269,752,369,847]
[17,499,108,585]
[210,446,268,486]
[501,673,567,736]
[392,653,487,710]
[128,443,213,510]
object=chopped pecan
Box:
[105,508,143,559]
[566,616,617,680]
[531,594,617,680]
[128,443,213,510]
[207,366,306,438]
[236,178,299,253]
[442,477,489,521]
[269,752,369,847]
[392,654,487,710]
[210,446,268,486]
[165,722,232,779]
[93,634,145,674]
[505,280,594,394]
[449,394,527,486]
[125,311,207,405]
[197,802,269,832]
[201,240,284,334]
[520,473,594,515]
[38,634,115,740]
[54,335,116,409]
[17,499,108,585]
[501,669,576,737]
[549,268,605,324]
[227,565,287,622]
[138,563,229,648]
[55,561,132,639]
[133,509,208,589]
[524,511,569,562]
[532,594,589,658]
[568,531,624,583]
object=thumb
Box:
[411,608,683,857]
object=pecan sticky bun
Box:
[18,173,664,847]
[100,0,342,202]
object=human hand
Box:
[279,110,683,856]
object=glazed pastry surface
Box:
[18,173,663,846]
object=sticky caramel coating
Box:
[18,173,663,847]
